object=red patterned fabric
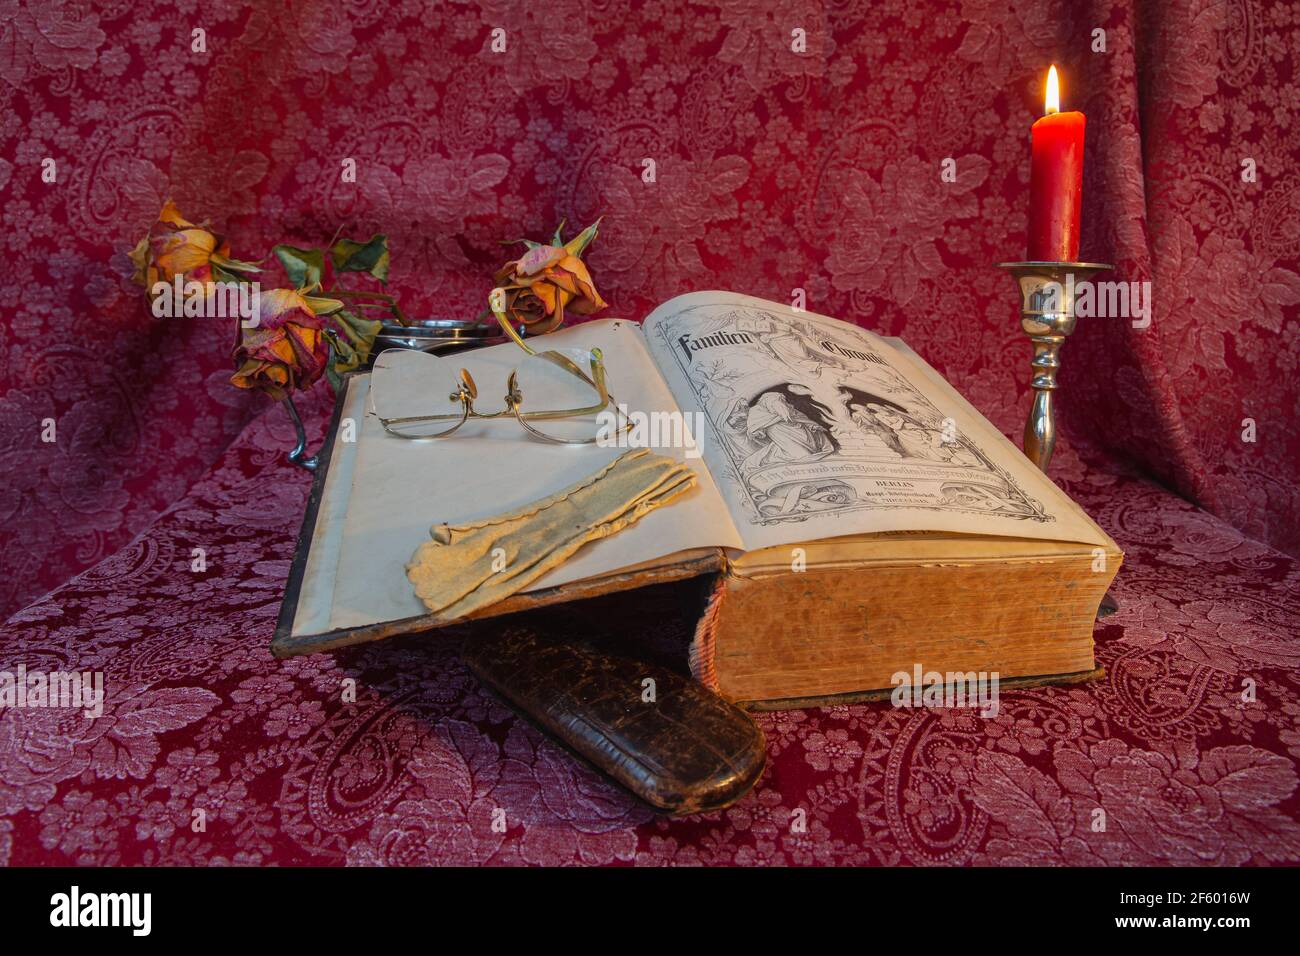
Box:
[1,0,1298,864]
[3,392,1299,865]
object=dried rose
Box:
[231,289,333,400]
[492,220,606,335]
[129,200,259,288]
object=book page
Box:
[642,291,1110,552]
[321,319,740,632]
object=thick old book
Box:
[274,291,1121,708]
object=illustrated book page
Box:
[642,291,1110,552]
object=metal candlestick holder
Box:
[998,259,1118,616]
[997,261,1112,471]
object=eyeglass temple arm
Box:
[492,305,537,356]
[510,350,628,422]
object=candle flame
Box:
[1045,65,1060,115]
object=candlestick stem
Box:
[1024,333,1062,471]
[999,260,1117,617]
[997,260,1111,473]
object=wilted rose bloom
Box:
[493,243,607,334]
[129,200,246,287]
[231,289,330,400]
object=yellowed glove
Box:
[407,448,696,623]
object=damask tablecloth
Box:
[2,388,1297,865]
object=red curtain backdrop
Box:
[1,0,1298,866]
[1,0,1297,615]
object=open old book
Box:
[274,291,1121,707]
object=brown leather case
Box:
[462,630,767,815]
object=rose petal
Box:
[517,244,566,276]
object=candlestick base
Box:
[998,260,1117,618]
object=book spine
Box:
[688,575,727,692]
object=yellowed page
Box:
[642,291,1109,551]
[323,319,740,632]
[291,375,368,637]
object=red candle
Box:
[1027,65,1085,261]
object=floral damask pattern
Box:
[1,0,1297,614]
[0,0,106,89]
[0,0,1298,864]
[1,393,1298,866]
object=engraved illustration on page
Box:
[651,303,1053,526]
